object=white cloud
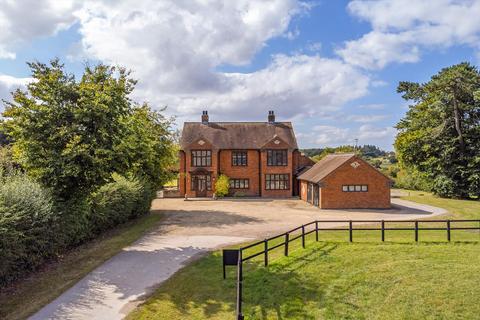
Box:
[297,123,396,149]
[346,114,387,123]
[297,125,353,147]
[71,0,369,121]
[75,0,306,93]
[338,0,480,69]
[0,75,32,113]
[306,42,322,52]
[164,54,369,121]
[358,124,396,140]
[0,0,79,59]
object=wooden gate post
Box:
[349,221,353,242]
[301,225,305,248]
[285,233,289,256]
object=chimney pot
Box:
[201,110,209,124]
[268,110,275,123]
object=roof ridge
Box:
[183,121,293,124]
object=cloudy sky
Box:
[1,0,479,150]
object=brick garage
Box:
[299,153,391,209]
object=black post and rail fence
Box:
[224,219,480,320]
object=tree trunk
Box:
[452,92,465,154]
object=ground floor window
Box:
[342,185,368,192]
[265,174,290,190]
[229,178,249,189]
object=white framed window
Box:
[343,185,368,192]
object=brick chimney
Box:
[268,110,275,123]
[201,110,209,124]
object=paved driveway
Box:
[31,198,446,320]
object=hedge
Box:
[0,173,155,286]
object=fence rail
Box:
[233,219,480,320]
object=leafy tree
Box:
[2,59,175,199]
[0,121,10,146]
[116,104,177,188]
[361,144,386,157]
[395,62,480,198]
[214,174,230,197]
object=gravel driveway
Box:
[31,198,446,320]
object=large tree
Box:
[395,62,480,198]
[2,59,175,199]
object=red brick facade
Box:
[179,146,305,198]
[178,111,311,198]
[300,155,391,209]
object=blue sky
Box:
[1,0,479,151]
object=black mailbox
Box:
[222,249,239,279]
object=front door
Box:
[195,175,208,197]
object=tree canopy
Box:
[395,62,480,198]
[2,59,176,200]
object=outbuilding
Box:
[298,153,391,209]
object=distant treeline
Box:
[301,144,390,159]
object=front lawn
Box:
[0,213,163,320]
[128,192,480,320]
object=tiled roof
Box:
[180,122,298,150]
[297,153,356,183]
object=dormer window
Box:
[191,150,211,167]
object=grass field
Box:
[0,213,163,320]
[128,191,480,320]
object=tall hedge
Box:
[0,173,155,286]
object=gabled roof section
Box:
[180,122,298,150]
[298,153,356,183]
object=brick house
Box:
[298,153,391,209]
[178,111,314,198]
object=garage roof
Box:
[297,153,356,183]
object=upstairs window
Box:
[191,150,211,167]
[232,151,248,166]
[267,149,288,166]
[342,185,368,192]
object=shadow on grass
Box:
[242,243,338,320]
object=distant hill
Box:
[301,145,390,160]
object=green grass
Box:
[128,192,480,320]
[0,213,163,320]
[400,189,480,220]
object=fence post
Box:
[381,220,385,242]
[349,220,353,242]
[285,233,289,256]
[301,225,306,248]
[264,239,268,266]
[447,220,451,242]
[315,221,319,242]
[236,250,244,320]
[415,221,419,242]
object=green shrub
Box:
[214,174,230,197]
[0,174,56,285]
[394,168,432,191]
[89,175,154,234]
